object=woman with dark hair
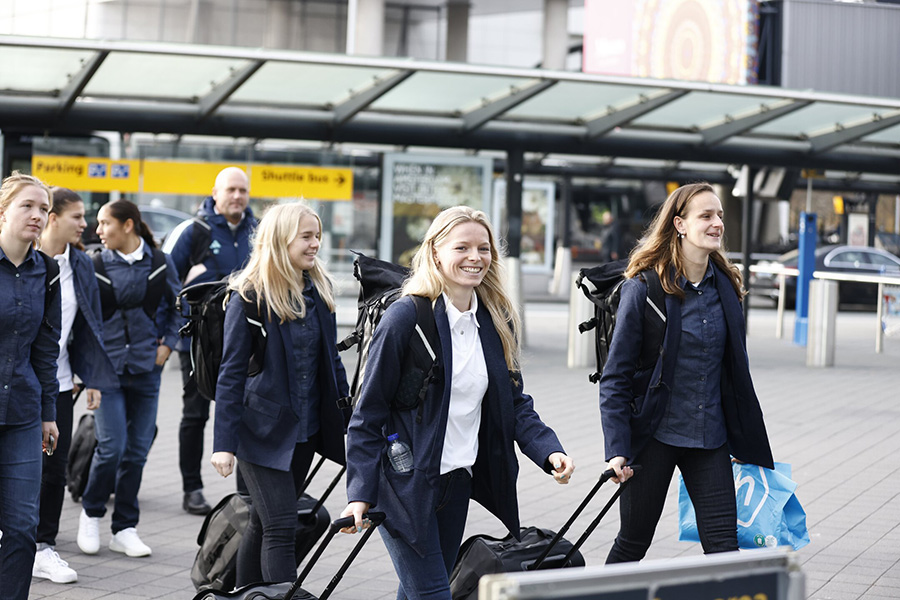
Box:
[0,172,60,600]
[599,182,774,563]
[31,188,117,583]
[76,200,180,559]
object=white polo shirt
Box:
[440,292,488,475]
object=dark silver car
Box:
[750,245,900,309]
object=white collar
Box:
[54,244,71,263]
[116,239,146,264]
[443,291,480,331]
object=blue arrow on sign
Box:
[88,163,107,178]
[111,164,130,179]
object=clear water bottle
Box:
[387,433,413,473]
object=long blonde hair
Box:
[230,202,335,322]
[625,182,743,300]
[403,206,521,371]
[0,171,52,249]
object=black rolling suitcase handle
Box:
[297,456,348,517]
[284,511,387,600]
[530,465,642,571]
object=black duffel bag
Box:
[449,526,585,600]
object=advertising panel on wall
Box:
[583,0,760,85]
[493,179,556,274]
[380,153,493,264]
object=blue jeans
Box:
[0,419,43,600]
[380,468,472,600]
[606,438,738,563]
[82,367,161,533]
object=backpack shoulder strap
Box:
[142,248,169,320]
[39,251,60,331]
[637,269,667,370]
[91,252,118,321]
[409,295,440,423]
[188,216,213,273]
[240,292,268,377]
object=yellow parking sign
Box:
[32,155,140,192]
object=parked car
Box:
[139,205,192,246]
[750,245,900,309]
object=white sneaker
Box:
[109,528,151,557]
[32,546,78,583]
[77,510,101,555]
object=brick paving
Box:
[26,285,900,600]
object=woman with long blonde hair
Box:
[599,182,774,563]
[211,201,350,586]
[341,205,575,600]
[0,172,61,600]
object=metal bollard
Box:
[567,272,594,369]
[806,279,837,367]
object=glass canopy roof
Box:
[1,35,899,181]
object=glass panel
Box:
[865,252,900,269]
[632,92,783,129]
[0,47,97,93]
[752,103,890,137]
[861,122,900,145]
[504,82,654,121]
[231,62,391,106]
[83,52,250,98]
[371,71,535,115]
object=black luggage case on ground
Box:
[191,511,387,600]
[449,466,641,600]
[192,457,345,592]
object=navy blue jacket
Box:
[346,295,565,555]
[68,246,118,391]
[95,247,180,378]
[0,246,61,425]
[598,265,774,469]
[214,286,350,471]
[165,198,257,352]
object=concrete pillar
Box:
[806,279,837,367]
[348,0,385,56]
[446,1,469,62]
[263,0,292,49]
[507,149,526,345]
[542,0,568,69]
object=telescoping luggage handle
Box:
[297,456,347,518]
[529,465,643,571]
[283,511,387,600]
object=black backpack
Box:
[177,280,267,402]
[575,259,667,383]
[92,248,169,322]
[338,252,440,422]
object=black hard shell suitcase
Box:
[191,511,387,600]
[449,466,641,600]
[192,457,345,592]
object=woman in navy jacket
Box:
[341,206,575,600]
[599,182,774,563]
[212,201,350,586]
[0,172,61,600]
[32,187,118,584]
[77,200,179,559]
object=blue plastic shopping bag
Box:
[678,461,810,550]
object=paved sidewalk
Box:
[27,299,900,600]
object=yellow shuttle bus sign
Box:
[32,156,140,192]
[250,165,353,200]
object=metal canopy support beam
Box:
[332,70,414,127]
[584,89,687,139]
[808,110,900,154]
[197,60,265,120]
[57,50,109,118]
[461,79,556,133]
[700,99,811,146]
